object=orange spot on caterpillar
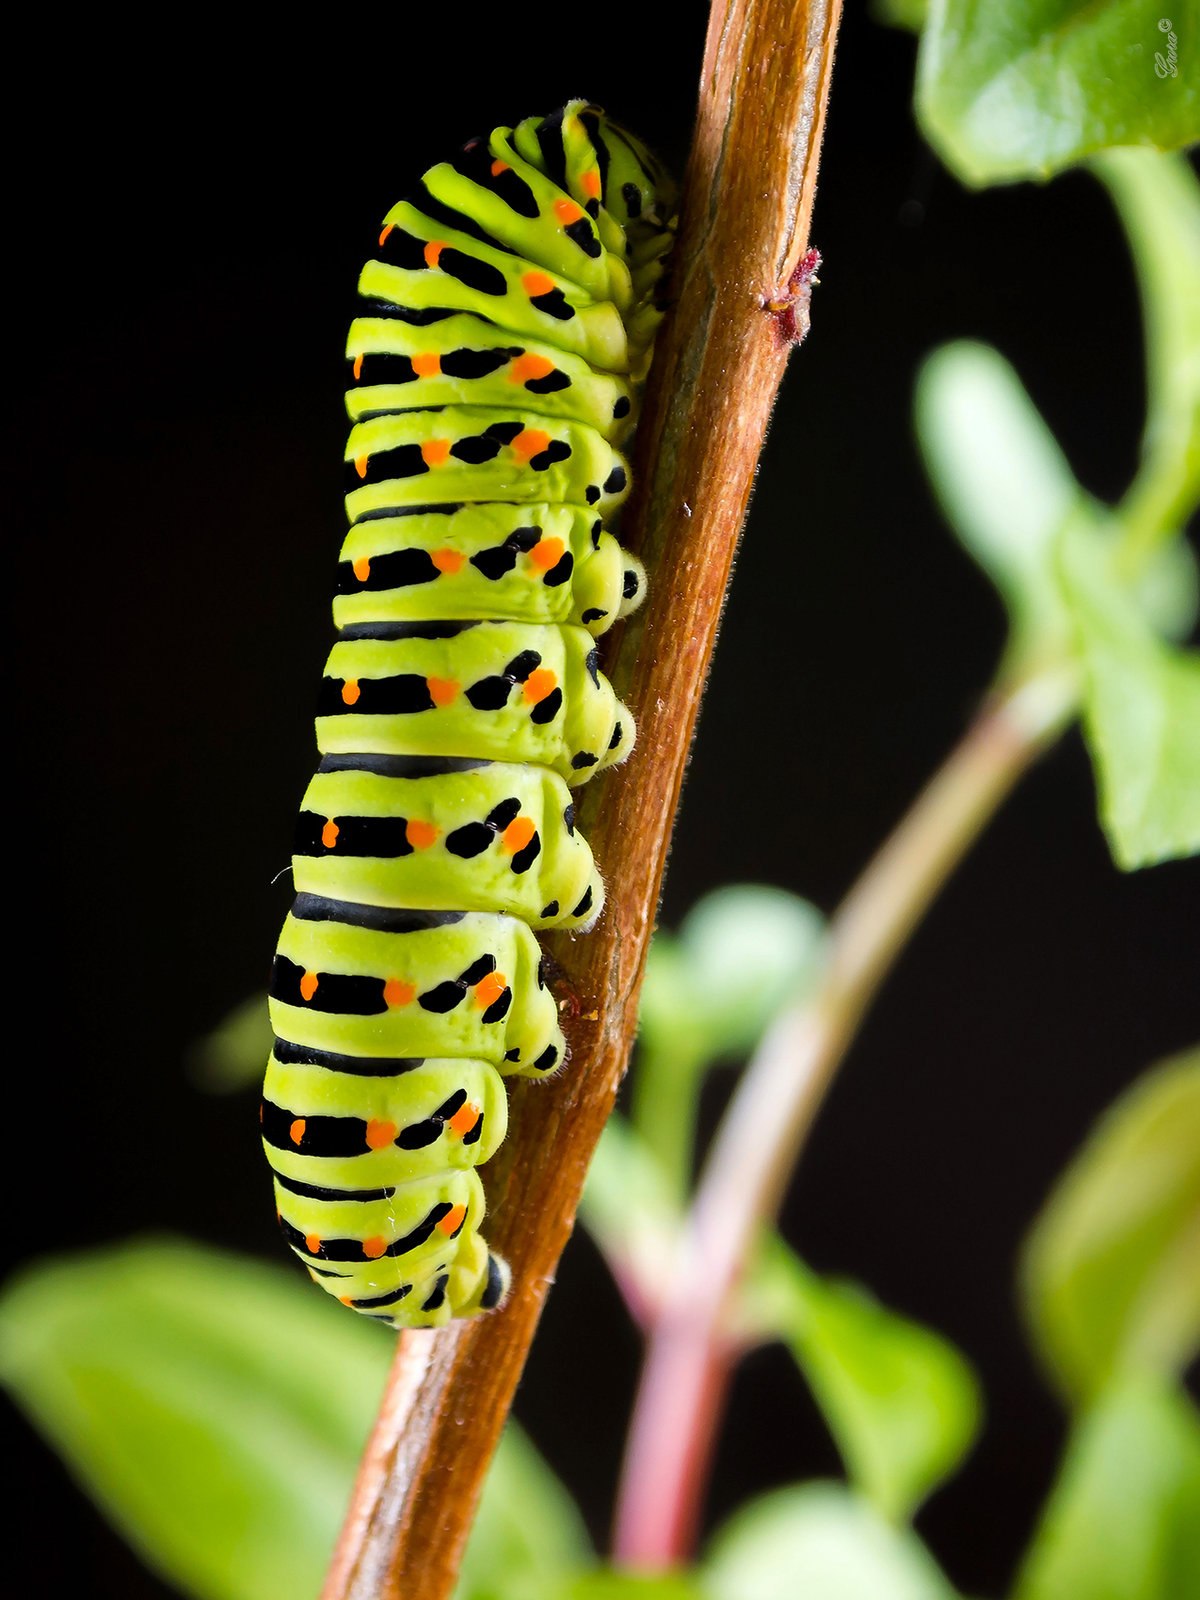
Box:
[405,819,438,850]
[474,971,507,1009]
[554,198,584,225]
[523,668,557,705]
[426,676,459,706]
[430,547,464,574]
[321,819,340,849]
[508,352,555,384]
[352,353,364,381]
[522,270,555,298]
[582,168,602,199]
[383,978,416,1008]
[289,1118,307,1144]
[421,438,451,467]
[379,223,394,248]
[411,352,441,377]
[501,816,536,854]
[365,1119,398,1150]
[423,240,446,269]
[354,454,369,478]
[512,428,551,463]
[352,556,371,582]
[362,1236,387,1260]
[341,679,361,706]
[529,537,565,571]
[447,1102,481,1137]
[305,1232,322,1255]
[438,1204,468,1236]
[339,1295,353,1306]
[299,971,319,1001]
[490,159,509,177]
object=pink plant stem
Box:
[612,675,1075,1566]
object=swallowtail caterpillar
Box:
[263,102,676,1327]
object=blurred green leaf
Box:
[1013,1375,1200,1600]
[0,1237,592,1600]
[1022,1050,1200,1404]
[563,1576,706,1599]
[635,887,826,1201]
[703,1483,961,1600]
[457,1422,592,1600]
[747,1241,981,1521]
[639,887,826,1064]
[873,0,928,31]
[1097,150,1200,558]
[1060,523,1200,869]
[579,1114,680,1313]
[189,991,272,1092]
[1129,531,1200,644]
[916,0,1200,187]
[0,1236,392,1600]
[916,340,1089,677]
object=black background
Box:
[10,8,1199,1598]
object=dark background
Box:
[10,8,1199,1598]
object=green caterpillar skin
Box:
[265,102,675,1328]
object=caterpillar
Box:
[263,102,675,1329]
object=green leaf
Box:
[0,1236,592,1600]
[1021,1049,1200,1404]
[562,1576,707,1600]
[639,887,826,1066]
[1097,150,1200,558]
[457,1423,592,1600]
[917,0,1200,187]
[873,0,928,31]
[0,1236,392,1600]
[1060,522,1200,868]
[189,991,272,1092]
[634,887,826,1201]
[916,340,1090,677]
[703,1483,961,1600]
[1013,1375,1200,1600]
[578,1114,680,1312]
[748,1241,981,1521]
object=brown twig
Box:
[611,672,1077,1565]
[320,5,842,1596]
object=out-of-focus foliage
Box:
[456,1423,592,1600]
[1021,1049,1200,1403]
[633,885,826,1199]
[1060,527,1200,867]
[702,1484,961,1600]
[915,339,1091,682]
[189,991,273,1091]
[916,0,1199,185]
[0,1238,391,1600]
[560,1577,706,1599]
[580,1112,679,1316]
[1013,1375,1200,1600]
[746,1241,981,1524]
[0,1238,592,1600]
[638,885,827,1063]
[915,146,1200,870]
[1096,151,1200,556]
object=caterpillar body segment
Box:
[266,101,675,1328]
